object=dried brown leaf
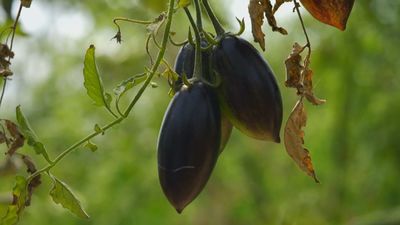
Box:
[249,0,267,51]
[284,42,304,88]
[0,44,14,77]
[284,100,319,182]
[249,0,288,51]
[4,120,25,156]
[21,155,41,206]
[302,67,326,105]
[299,0,355,30]
[273,0,292,14]
[264,0,288,35]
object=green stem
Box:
[184,8,202,80]
[201,0,225,35]
[193,0,203,32]
[27,0,177,182]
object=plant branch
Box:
[27,0,177,182]
[293,0,311,65]
[201,0,225,36]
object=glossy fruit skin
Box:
[212,35,283,142]
[157,82,221,213]
[174,42,232,152]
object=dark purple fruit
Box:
[173,41,232,152]
[212,35,283,142]
[173,41,213,91]
[157,82,221,213]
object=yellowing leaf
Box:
[299,0,355,30]
[0,176,28,225]
[49,176,89,219]
[284,100,319,182]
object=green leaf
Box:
[16,106,51,162]
[178,0,191,8]
[83,45,111,108]
[49,176,89,219]
[113,73,147,98]
[0,176,28,225]
[84,141,98,152]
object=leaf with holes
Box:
[49,176,89,219]
[284,100,319,182]
[299,0,355,30]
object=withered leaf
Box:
[248,0,288,51]
[302,67,326,105]
[284,42,304,88]
[299,0,355,30]
[284,43,326,105]
[0,176,28,225]
[273,0,292,14]
[20,155,41,206]
[284,99,319,182]
[1,120,25,156]
[263,0,288,35]
[249,0,267,51]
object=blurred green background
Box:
[1,0,399,225]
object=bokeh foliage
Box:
[1,0,399,225]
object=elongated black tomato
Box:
[173,42,233,153]
[173,41,213,91]
[157,82,221,213]
[212,35,283,142]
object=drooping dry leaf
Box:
[284,100,319,182]
[20,155,41,206]
[302,67,326,105]
[264,0,288,35]
[284,42,304,88]
[248,0,287,51]
[299,0,355,30]
[0,120,25,156]
[249,0,267,51]
[0,44,14,77]
[273,0,292,14]
[284,43,326,105]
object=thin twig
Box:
[293,0,311,66]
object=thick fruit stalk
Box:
[157,82,221,213]
[212,35,283,142]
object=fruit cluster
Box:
[157,2,283,213]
